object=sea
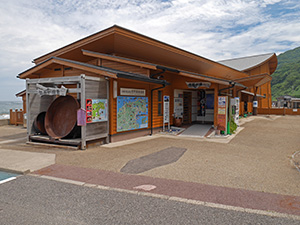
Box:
[0,101,23,120]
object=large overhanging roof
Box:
[32,25,250,81]
[82,49,246,87]
[21,25,278,88]
[218,53,278,75]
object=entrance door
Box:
[183,92,192,124]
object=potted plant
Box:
[174,116,182,127]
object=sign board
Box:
[86,99,108,123]
[36,84,67,96]
[253,100,258,108]
[163,95,170,123]
[217,96,228,132]
[186,82,211,89]
[117,96,148,132]
[120,88,146,96]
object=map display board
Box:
[86,99,108,123]
[117,96,148,132]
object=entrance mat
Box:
[120,147,187,174]
[179,124,212,137]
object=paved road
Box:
[0,176,299,225]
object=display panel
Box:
[117,96,148,132]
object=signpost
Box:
[163,95,170,131]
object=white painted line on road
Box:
[37,175,300,221]
[40,175,85,186]
[0,137,27,145]
[169,196,300,221]
[0,177,16,184]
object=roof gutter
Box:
[218,82,236,95]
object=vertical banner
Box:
[217,96,228,132]
[234,97,240,126]
[163,95,170,123]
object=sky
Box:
[1,0,300,101]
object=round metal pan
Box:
[45,95,80,139]
[33,111,47,135]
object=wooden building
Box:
[18,25,278,149]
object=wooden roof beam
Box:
[82,49,157,70]
[18,57,118,79]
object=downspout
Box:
[218,82,236,95]
[150,69,166,79]
[149,66,178,135]
[150,83,165,136]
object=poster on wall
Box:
[117,96,148,132]
[217,96,228,132]
[174,97,183,118]
[86,99,108,123]
[206,94,214,109]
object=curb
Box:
[0,167,30,175]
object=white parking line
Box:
[0,177,16,184]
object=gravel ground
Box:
[1,115,300,196]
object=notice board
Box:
[217,96,228,131]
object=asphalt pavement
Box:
[1,175,299,225]
[1,115,300,224]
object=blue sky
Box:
[1,0,300,101]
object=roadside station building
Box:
[18,25,278,149]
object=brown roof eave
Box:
[18,57,118,79]
[33,25,117,64]
[33,25,249,79]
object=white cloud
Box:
[0,0,300,100]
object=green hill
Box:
[271,46,300,100]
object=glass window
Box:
[158,90,162,116]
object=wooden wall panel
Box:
[86,122,108,137]
[85,79,107,99]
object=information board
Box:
[217,96,228,132]
[117,96,148,132]
[86,99,108,123]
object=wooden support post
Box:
[253,87,258,116]
[26,79,30,141]
[106,78,110,144]
[214,85,219,128]
[80,74,86,150]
